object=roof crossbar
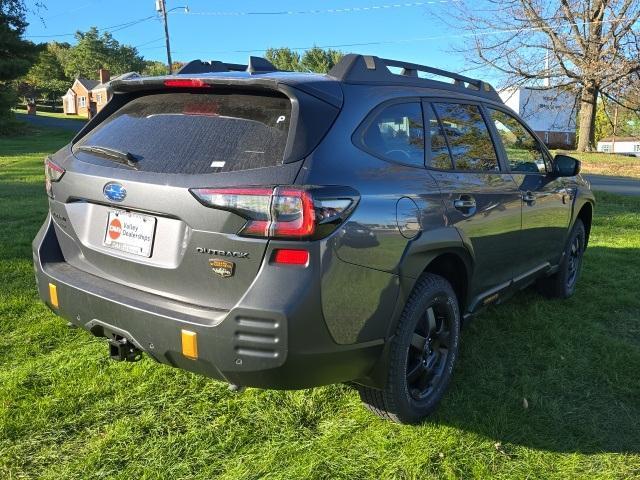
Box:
[328,54,501,102]
[176,56,278,75]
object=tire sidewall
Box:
[561,219,586,297]
[390,278,461,422]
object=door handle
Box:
[522,191,536,205]
[453,196,476,214]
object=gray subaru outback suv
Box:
[33,54,594,423]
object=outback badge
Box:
[209,258,235,278]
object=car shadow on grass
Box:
[433,245,640,454]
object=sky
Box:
[23,0,499,82]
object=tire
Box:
[537,218,586,299]
[357,273,461,424]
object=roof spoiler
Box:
[329,54,501,102]
[176,56,278,75]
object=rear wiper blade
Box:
[76,145,140,169]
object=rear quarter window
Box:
[360,102,425,167]
[74,91,291,174]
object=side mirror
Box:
[553,154,581,177]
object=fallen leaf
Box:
[523,398,529,409]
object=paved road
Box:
[17,113,86,132]
[585,174,640,196]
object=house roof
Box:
[75,77,100,90]
[93,72,141,91]
[598,136,640,143]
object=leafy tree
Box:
[27,42,68,84]
[265,47,301,71]
[265,47,344,73]
[142,60,169,77]
[0,0,41,126]
[64,27,145,79]
[594,94,640,141]
[20,42,70,106]
[300,47,343,73]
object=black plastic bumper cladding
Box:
[72,80,342,168]
[33,216,383,389]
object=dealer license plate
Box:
[103,210,156,257]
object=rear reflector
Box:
[272,249,309,266]
[181,329,198,360]
[48,283,59,308]
[164,78,210,88]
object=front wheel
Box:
[537,219,586,299]
[357,273,461,424]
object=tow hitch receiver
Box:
[109,336,142,362]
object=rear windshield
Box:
[74,91,291,174]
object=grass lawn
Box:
[1,127,639,479]
[554,150,640,178]
[12,109,86,121]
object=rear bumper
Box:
[33,215,383,389]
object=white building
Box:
[597,137,640,155]
[498,87,577,148]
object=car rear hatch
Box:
[46,75,342,310]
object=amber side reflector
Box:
[181,330,198,360]
[48,283,59,308]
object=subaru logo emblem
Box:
[103,182,126,202]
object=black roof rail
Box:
[328,54,502,102]
[176,56,278,75]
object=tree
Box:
[300,47,343,73]
[142,60,169,77]
[265,47,301,71]
[265,47,344,73]
[595,92,640,141]
[27,42,68,84]
[64,27,145,79]
[0,0,40,125]
[452,0,640,151]
[20,42,70,106]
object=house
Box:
[62,69,111,118]
[62,69,143,118]
[597,137,640,155]
[498,87,577,149]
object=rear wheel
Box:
[357,273,460,424]
[537,219,586,299]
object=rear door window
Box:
[361,102,425,167]
[431,102,499,172]
[74,91,291,174]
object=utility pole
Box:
[157,0,173,74]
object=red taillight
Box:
[44,156,65,199]
[271,188,316,238]
[191,186,316,239]
[190,185,357,240]
[272,249,309,265]
[164,78,210,88]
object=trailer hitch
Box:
[108,335,142,362]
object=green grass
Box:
[1,127,639,479]
[13,109,86,121]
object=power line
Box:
[134,36,166,48]
[174,1,460,17]
[25,14,158,38]
[155,17,632,55]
